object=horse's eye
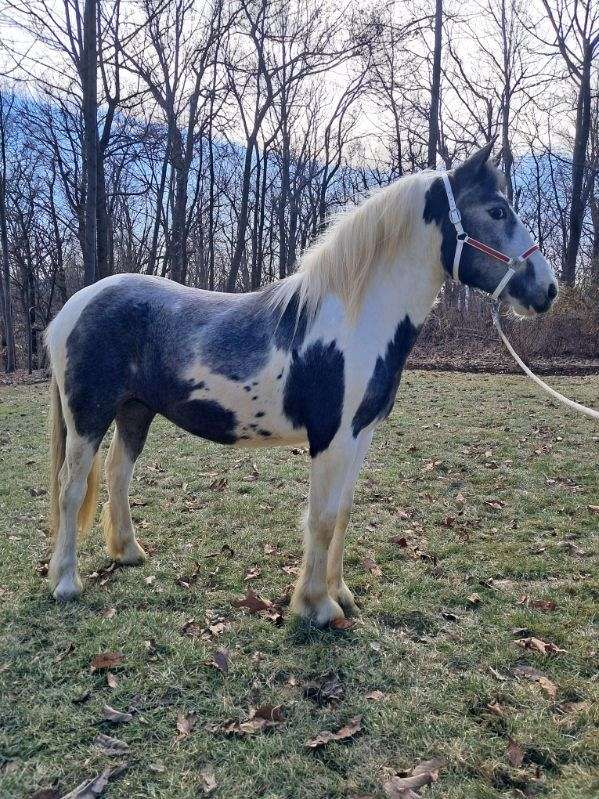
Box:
[489,207,507,220]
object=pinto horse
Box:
[45,143,557,625]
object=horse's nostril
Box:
[548,283,558,300]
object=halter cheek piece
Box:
[441,173,540,300]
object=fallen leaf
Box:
[390,536,409,548]
[144,575,156,586]
[175,561,201,589]
[537,676,558,699]
[231,588,272,613]
[106,672,118,689]
[488,666,508,681]
[362,557,382,577]
[441,611,459,622]
[199,767,217,795]
[305,716,362,749]
[559,700,590,714]
[54,642,75,662]
[180,618,202,638]
[365,690,386,701]
[102,608,116,620]
[330,617,355,631]
[209,477,228,491]
[513,665,558,699]
[244,566,261,581]
[90,652,123,672]
[506,739,525,767]
[516,637,566,655]
[304,673,344,705]
[102,705,133,724]
[145,639,158,659]
[207,705,284,736]
[94,733,129,756]
[59,765,126,799]
[486,701,504,717]
[87,561,121,586]
[176,711,197,739]
[212,649,229,675]
[518,595,557,612]
[383,757,443,797]
[588,504,599,515]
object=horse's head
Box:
[425,142,558,316]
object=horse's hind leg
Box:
[49,430,99,601]
[102,400,154,564]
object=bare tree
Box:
[539,0,599,284]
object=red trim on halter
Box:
[463,236,512,263]
[520,244,540,260]
[463,237,540,266]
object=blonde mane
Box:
[269,170,436,320]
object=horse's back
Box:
[46,274,310,448]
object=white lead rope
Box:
[491,305,599,422]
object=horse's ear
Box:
[454,138,497,185]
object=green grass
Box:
[0,371,598,799]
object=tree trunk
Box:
[82,0,98,286]
[0,96,15,372]
[226,138,255,291]
[427,0,442,168]
[563,50,592,285]
[96,151,110,278]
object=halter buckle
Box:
[449,208,462,225]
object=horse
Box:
[45,142,557,626]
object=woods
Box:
[0,0,597,372]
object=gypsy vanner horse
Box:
[45,144,557,626]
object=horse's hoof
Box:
[330,581,359,616]
[52,574,83,602]
[291,592,345,628]
[112,539,147,566]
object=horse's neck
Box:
[320,250,443,353]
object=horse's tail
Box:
[49,376,101,538]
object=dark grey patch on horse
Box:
[252,395,258,400]
[167,398,238,444]
[258,429,272,437]
[64,277,240,446]
[199,286,310,382]
[255,411,265,418]
[244,385,251,392]
[276,372,283,380]
[283,340,345,458]
[64,286,154,445]
[352,315,420,437]
[116,399,155,460]
[272,289,309,351]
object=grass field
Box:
[0,371,598,799]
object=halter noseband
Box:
[441,173,540,300]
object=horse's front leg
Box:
[291,441,356,627]
[327,429,373,615]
